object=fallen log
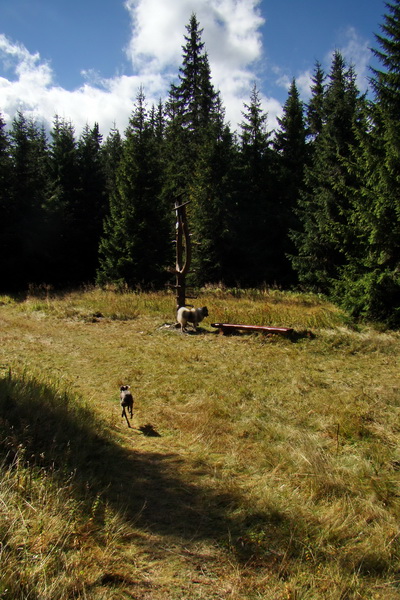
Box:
[211,323,294,336]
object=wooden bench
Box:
[211,323,294,336]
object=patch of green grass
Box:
[0,295,16,306]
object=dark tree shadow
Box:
[0,371,304,564]
[0,372,237,540]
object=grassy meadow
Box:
[0,287,399,599]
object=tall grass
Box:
[19,285,175,321]
[0,288,399,599]
[0,370,135,599]
[16,284,348,330]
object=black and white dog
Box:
[120,385,134,425]
[177,306,209,333]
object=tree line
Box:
[1,5,400,326]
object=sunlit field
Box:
[0,287,399,599]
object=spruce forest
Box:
[1,5,400,327]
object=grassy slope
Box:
[0,288,399,599]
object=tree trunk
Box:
[175,200,191,310]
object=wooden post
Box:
[174,200,192,310]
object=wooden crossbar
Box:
[211,323,294,336]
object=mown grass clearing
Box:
[0,288,399,599]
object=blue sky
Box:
[0,0,386,136]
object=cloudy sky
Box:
[0,0,386,137]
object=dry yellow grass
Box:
[0,288,399,599]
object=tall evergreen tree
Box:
[337,0,400,325]
[371,0,400,114]
[97,89,170,288]
[164,14,227,287]
[101,123,123,200]
[234,84,278,286]
[167,14,218,139]
[164,13,215,195]
[46,116,79,286]
[0,113,11,216]
[7,112,50,287]
[291,52,365,293]
[306,61,326,141]
[190,96,237,284]
[0,113,15,290]
[274,79,308,285]
[149,101,165,145]
[73,123,106,283]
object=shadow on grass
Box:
[138,423,161,437]
[5,370,393,587]
[0,370,322,574]
[0,371,248,545]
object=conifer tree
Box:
[167,14,218,139]
[0,113,15,289]
[164,14,227,287]
[0,113,11,216]
[8,112,50,287]
[97,89,170,288]
[73,123,106,283]
[291,52,365,293]
[337,0,400,325]
[371,0,400,114]
[46,116,79,286]
[101,124,123,199]
[165,13,215,194]
[190,97,237,284]
[234,84,277,286]
[274,79,308,284]
[149,100,165,143]
[370,0,400,306]
[48,116,78,206]
[306,61,326,141]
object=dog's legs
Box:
[121,406,131,428]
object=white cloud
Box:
[338,26,371,91]
[0,34,141,134]
[124,0,281,128]
[124,0,269,127]
[0,1,279,135]
[124,0,189,71]
[124,0,264,71]
[295,70,313,100]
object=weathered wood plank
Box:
[211,323,294,335]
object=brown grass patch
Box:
[0,288,399,599]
